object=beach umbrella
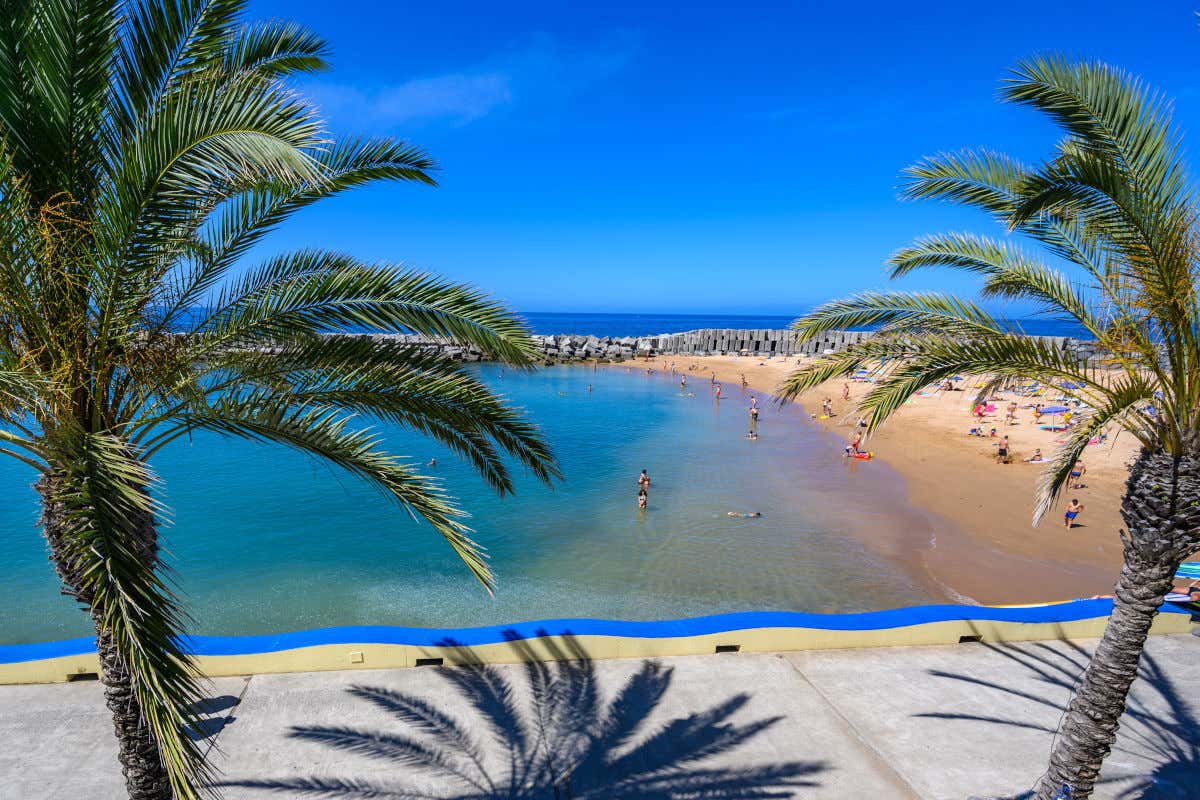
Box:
[1060,382,1082,389]
[1040,405,1070,414]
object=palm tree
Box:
[0,1,557,798]
[779,56,1200,800]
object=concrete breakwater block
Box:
[281,329,1092,363]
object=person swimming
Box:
[727,511,762,518]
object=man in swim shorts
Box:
[1070,460,1086,488]
[1064,499,1083,529]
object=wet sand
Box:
[608,355,1135,605]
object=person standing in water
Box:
[749,404,759,439]
[714,382,722,400]
[638,469,650,489]
[680,374,687,392]
[637,487,648,510]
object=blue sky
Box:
[247,0,1200,315]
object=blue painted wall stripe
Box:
[1,601,1189,664]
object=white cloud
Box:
[372,72,512,124]
[305,32,638,130]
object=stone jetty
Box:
[321,328,1100,365]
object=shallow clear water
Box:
[0,365,941,644]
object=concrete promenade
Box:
[1,633,1196,799]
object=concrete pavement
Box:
[1,633,1196,799]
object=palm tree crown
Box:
[0,1,557,797]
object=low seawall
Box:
[1,602,1191,684]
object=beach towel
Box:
[1176,562,1200,580]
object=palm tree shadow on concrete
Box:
[225,630,826,798]
[916,640,1199,800]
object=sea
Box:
[519,312,1090,339]
[0,311,1072,644]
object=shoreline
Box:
[606,355,1132,605]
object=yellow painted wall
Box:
[3,610,1191,685]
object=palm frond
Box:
[198,251,538,365]
[1033,378,1158,522]
[1002,56,1188,215]
[46,431,211,799]
[218,19,330,79]
[791,289,1003,342]
[199,339,559,490]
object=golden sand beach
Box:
[617,354,1140,605]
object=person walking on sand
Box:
[741,373,748,389]
[1064,498,1083,529]
[1070,460,1087,488]
[842,383,850,402]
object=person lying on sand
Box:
[727,511,762,518]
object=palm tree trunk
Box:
[37,474,173,800]
[1034,450,1200,800]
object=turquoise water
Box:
[0,365,939,645]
